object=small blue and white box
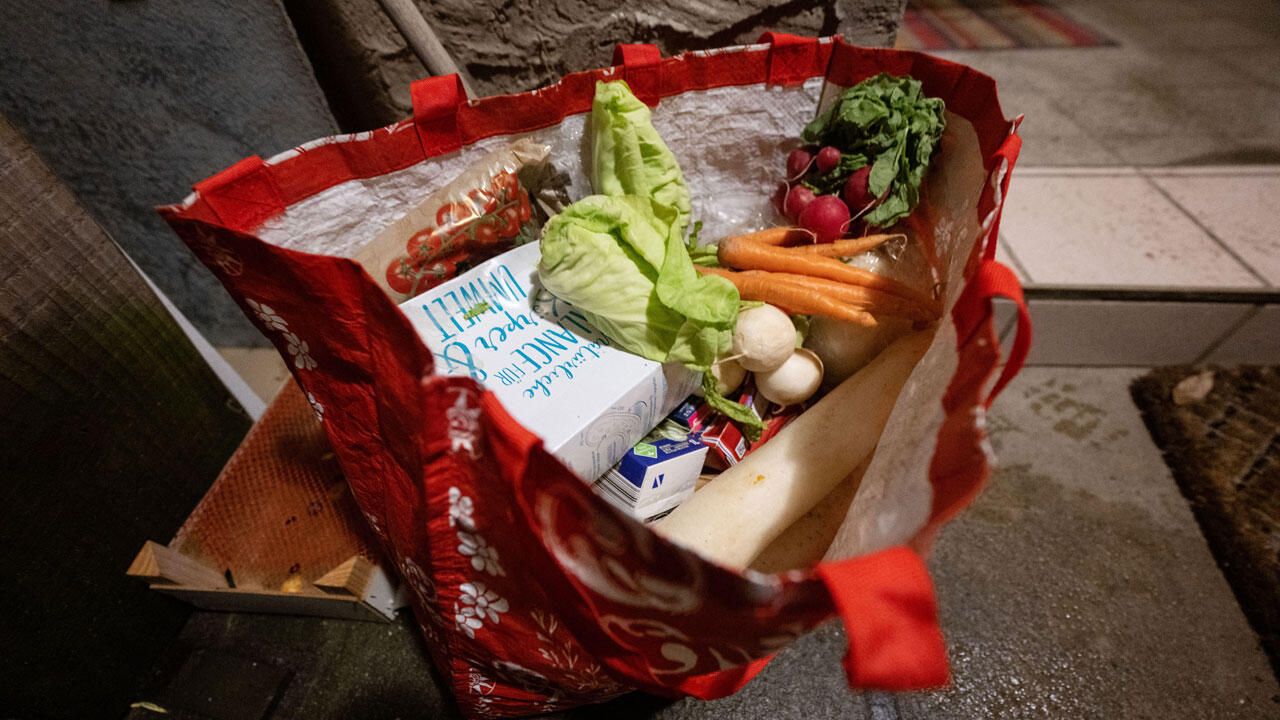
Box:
[595,437,708,522]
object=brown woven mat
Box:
[1130,366,1280,679]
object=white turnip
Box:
[731,304,795,372]
[755,348,824,406]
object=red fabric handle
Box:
[815,546,949,690]
[192,155,285,232]
[410,74,467,158]
[953,259,1032,407]
[757,32,822,85]
[612,43,662,105]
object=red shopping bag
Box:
[160,34,1029,718]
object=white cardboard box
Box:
[399,243,699,480]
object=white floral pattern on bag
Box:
[468,668,496,698]
[458,530,505,576]
[306,391,324,421]
[190,228,243,277]
[529,609,619,694]
[283,331,316,370]
[246,299,288,332]
[460,581,509,624]
[445,387,482,457]
[362,510,384,538]
[534,486,702,612]
[245,298,317,371]
[455,601,484,639]
[448,486,475,530]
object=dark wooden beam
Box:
[0,115,252,719]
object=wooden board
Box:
[0,115,253,717]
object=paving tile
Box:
[1132,16,1279,50]
[1022,299,1255,366]
[1049,86,1196,139]
[895,367,1280,718]
[927,49,1055,93]
[1149,173,1280,285]
[1012,133,1125,167]
[1108,133,1280,167]
[1172,82,1280,138]
[999,175,1263,288]
[1218,47,1280,89]
[1204,305,1280,363]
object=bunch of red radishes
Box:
[773,145,878,245]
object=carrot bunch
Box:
[699,227,941,327]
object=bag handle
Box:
[982,131,1023,261]
[192,155,286,232]
[953,258,1032,407]
[612,43,662,106]
[757,31,823,86]
[410,74,468,158]
[815,546,949,689]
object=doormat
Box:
[1130,365,1280,680]
[895,0,1116,51]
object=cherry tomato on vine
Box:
[386,258,417,295]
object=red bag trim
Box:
[168,39,1012,237]
[191,155,286,232]
[165,38,855,228]
[758,32,826,86]
[612,43,663,106]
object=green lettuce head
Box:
[539,80,762,436]
[591,80,692,242]
[538,195,736,370]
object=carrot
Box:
[785,233,903,258]
[721,226,815,247]
[718,235,940,316]
[767,271,935,322]
[696,265,877,327]
[701,266,932,322]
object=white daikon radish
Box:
[748,457,869,574]
[805,314,912,390]
[652,329,934,570]
[732,304,795,372]
[755,348,823,406]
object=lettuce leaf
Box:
[538,195,737,370]
[592,80,692,242]
[538,81,740,371]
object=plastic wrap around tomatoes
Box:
[384,171,535,297]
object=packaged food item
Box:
[357,139,553,303]
[667,395,715,433]
[398,242,700,480]
[593,437,708,522]
[699,417,748,471]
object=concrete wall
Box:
[0,1,339,346]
